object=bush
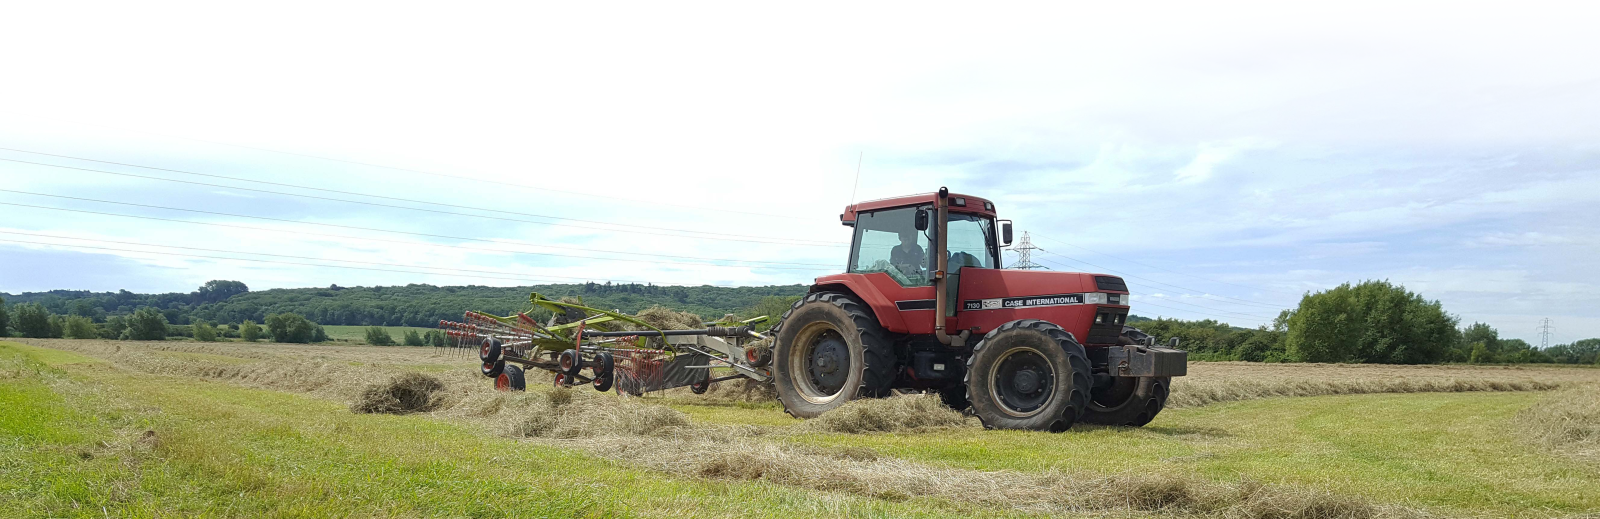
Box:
[14,303,54,338]
[123,307,169,341]
[63,315,99,339]
[101,315,127,339]
[0,295,9,337]
[423,329,448,347]
[266,313,326,343]
[1285,280,1457,364]
[365,326,396,346]
[402,329,425,346]
[193,321,219,342]
[240,320,262,342]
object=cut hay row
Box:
[1517,383,1600,464]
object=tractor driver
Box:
[889,228,926,279]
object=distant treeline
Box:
[1130,280,1598,365]
[1,281,808,328]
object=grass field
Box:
[4,338,1598,518]
[320,325,438,344]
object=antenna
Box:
[1009,231,1047,270]
[848,151,863,206]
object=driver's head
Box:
[898,229,919,247]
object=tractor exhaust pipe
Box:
[933,187,970,347]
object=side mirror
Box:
[1168,337,1181,348]
[914,210,929,231]
[999,220,1013,246]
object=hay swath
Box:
[441,293,772,394]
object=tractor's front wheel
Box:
[771,292,895,418]
[964,320,1092,432]
[1081,326,1171,426]
[1081,376,1169,426]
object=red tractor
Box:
[769,187,1187,431]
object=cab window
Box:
[849,207,932,287]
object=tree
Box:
[240,320,263,342]
[47,314,66,339]
[14,303,54,338]
[402,329,425,346]
[194,280,249,303]
[102,315,128,339]
[365,326,396,346]
[1285,280,1458,364]
[423,329,448,347]
[266,313,326,343]
[0,295,8,337]
[63,315,99,339]
[123,307,169,341]
[193,320,219,342]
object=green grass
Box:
[7,339,1599,518]
[779,392,1599,516]
[320,325,436,344]
[0,342,1015,518]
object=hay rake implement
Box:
[442,293,771,394]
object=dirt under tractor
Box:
[448,187,1187,432]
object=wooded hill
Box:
[1,281,808,327]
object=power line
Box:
[0,111,813,221]
[1031,256,1278,320]
[0,195,836,271]
[1008,231,1047,270]
[1033,248,1291,310]
[0,156,845,248]
[1539,318,1554,349]
[0,238,677,286]
[1031,233,1304,299]
[0,231,689,285]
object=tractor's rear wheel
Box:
[771,292,895,418]
[964,320,1092,432]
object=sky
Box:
[1,1,1596,344]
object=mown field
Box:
[320,325,437,343]
[3,338,1598,518]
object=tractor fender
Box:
[809,277,910,334]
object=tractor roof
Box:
[841,192,996,225]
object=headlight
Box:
[1084,293,1107,304]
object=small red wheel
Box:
[553,373,567,388]
[558,349,583,376]
[593,374,613,392]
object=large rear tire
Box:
[964,319,1092,432]
[771,292,896,418]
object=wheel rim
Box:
[559,350,576,372]
[987,347,1055,417]
[495,373,510,391]
[481,339,493,359]
[1090,376,1139,412]
[788,322,853,405]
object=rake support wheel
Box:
[479,338,502,363]
[495,364,526,392]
